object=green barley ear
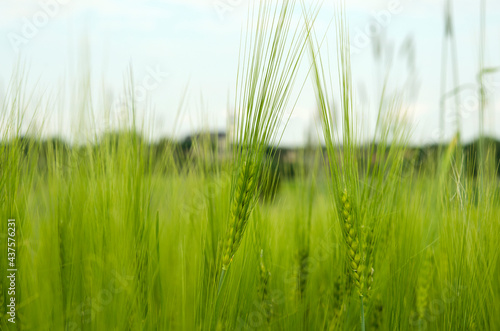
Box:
[217,0,317,291]
[258,249,269,300]
[340,189,365,297]
[363,225,375,298]
[295,248,309,300]
[221,159,256,271]
[258,249,273,323]
[416,250,433,323]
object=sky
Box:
[0,0,500,146]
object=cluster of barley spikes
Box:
[306,11,408,331]
[215,2,407,329]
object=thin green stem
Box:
[360,296,366,331]
[217,268,227,296]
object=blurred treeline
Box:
[3,132,499,180]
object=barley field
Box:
[1,1,500,330]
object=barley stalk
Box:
[339,189,375,331]
[364,225,375,298]
[216,0,316,295]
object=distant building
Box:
[182,131,229,162]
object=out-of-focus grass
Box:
[1,125,499,330]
